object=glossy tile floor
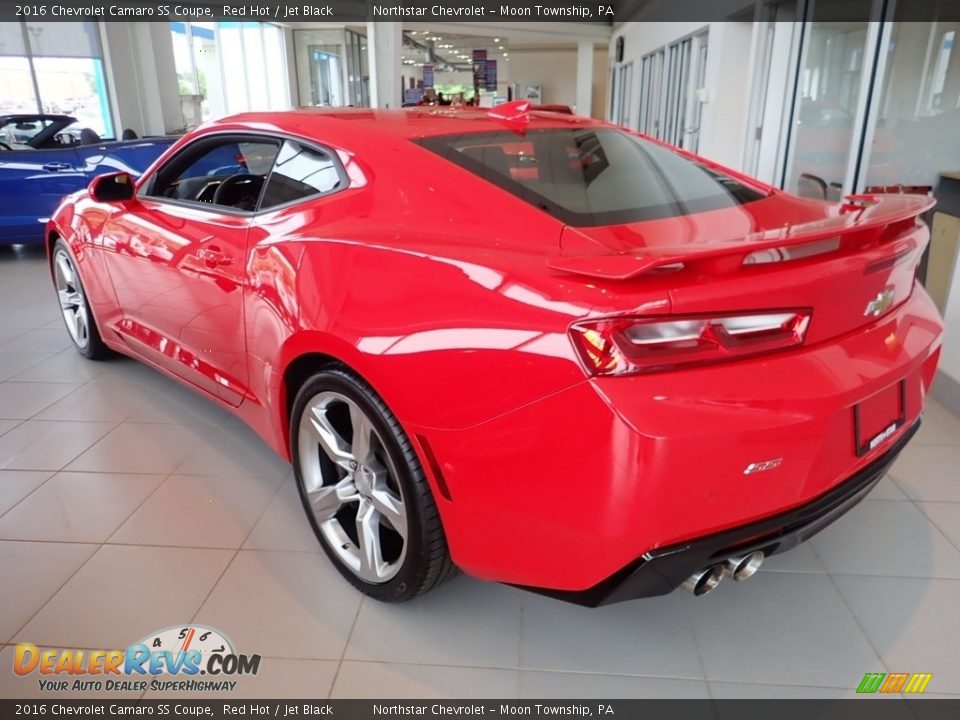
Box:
[2,244,960,700]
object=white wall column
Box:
[367,21,403,109]
[100,22,181,135]
[576,40,594,117]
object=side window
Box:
[145,137,280,211]
[0,118,55,150]
[259,140,345,210]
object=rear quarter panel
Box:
[242,203,587,456]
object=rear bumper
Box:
[519,420,918,606]
[422,285,943,594]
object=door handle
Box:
[42,162,73,172]
[197,247,233,267]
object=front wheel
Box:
[291,367,456,602]
[52,239,110,360]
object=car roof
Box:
[201,107,602,143]
[0,114,76,124]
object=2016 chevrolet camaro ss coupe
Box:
[47,104,943,604]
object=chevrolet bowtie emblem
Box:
[865,288,895,317]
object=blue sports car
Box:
[0,114,176,245]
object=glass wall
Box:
[170,21,288,124]
[634,31,708,151]
[0,21,113,137]
[746,0,958,199]
[344,29,369,107]
[744,2,799,185]
[784,0,872,199]
[610,61,633,126]
[864,7,960,191]
[293,28,370,108]
[638,49,664,137]
[170,22,224,124]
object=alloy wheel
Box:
[297,391,408,583]
[53,248,90,350]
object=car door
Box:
[0,145,82,243]
[72,136,179,182]
[100,134,280,405]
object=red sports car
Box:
[47,103,943,605]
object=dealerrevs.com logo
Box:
[13,625,261,693]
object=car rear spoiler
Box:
[548,194,935,281]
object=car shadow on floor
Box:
[0,244,47,262]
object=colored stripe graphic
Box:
[857,672,932,694]
[857,673,886,694]
[880,673,909,693]
[904,673,933,693]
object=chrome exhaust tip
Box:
[724,551,765,581]
[681,565,725,596]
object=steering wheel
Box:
[0,142,12,151]
[212,173,264,211]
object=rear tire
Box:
[291,367,456,602]
[52,239,110,360]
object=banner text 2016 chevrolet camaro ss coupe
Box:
[46,104,943,604]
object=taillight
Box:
[569,310,811,376]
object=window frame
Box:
[0,115,74,150]
[138,130,349,217]
[257,138,351,213]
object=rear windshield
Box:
[417,127,766,227]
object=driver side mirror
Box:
[89,171,135,203]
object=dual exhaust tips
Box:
[682,551,765,596]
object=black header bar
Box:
[2,0,613,23]
[1,0,956,23]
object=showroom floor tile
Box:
[0,540,98,644]
[12,544,235,649]
[832,575,960,695]
[243,479,323,552]
[0,352,57,382]
[331,662,520,699]
[0,471,165,543]
[519,591,702,679]
[109,473,283,549]
[2,246,960,699]
[193,549,363,661]
[519,671,710,699]
[11,349,108,384]
[0,381,81,420]
[0,470,52,516]
[0,420,118,471]
[808,499,960,578]
[346,579,523,669]
[889,443,960,502]
[684,572,884,688]
[33,381,160,423]
[0,419,21,438]
[65,422,211,475]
